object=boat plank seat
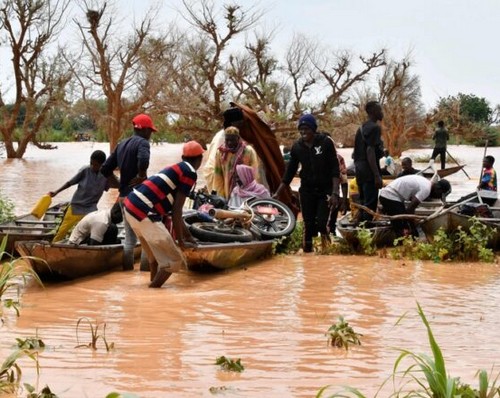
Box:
[0,226,54,232]
[15,220,58,225]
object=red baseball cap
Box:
[183,141,205,157]
[132,114,157,132]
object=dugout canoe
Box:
[0,202,67,256]
[15,239,141,280]
[182,240,274,272]
[347,165,465,180]
[420,205,500,250]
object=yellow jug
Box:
[31,194,52,219]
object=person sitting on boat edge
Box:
[380,149,397,176]
[228,164,271,208]
[478,155,497,206]
[68,202,123,246]
[123,140,204,288]
[379,176,451,237]
[396,157,420,178]
[49,149,113,242]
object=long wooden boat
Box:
[182,240,274,272]
[420,205,500,249]
[15,239,142,280]
[337,213,397,248]
[346,165,465,180]
[337,203,444,248]
[0,202,67,255]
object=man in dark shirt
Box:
[273,114,340,253]
[352,101,384,222]
[397,157,420,178]
[431,120,449,170]
[101,113,156,270]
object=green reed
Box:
[75,317,114,352]
[326,316,362,351]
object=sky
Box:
[3,0,499,111]
[112,0,500,111]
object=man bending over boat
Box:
[49,150,112,242]
[379,175,451,237]
[68,202,123,245]
[123,141,204,288]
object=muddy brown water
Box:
[1,143,500,397]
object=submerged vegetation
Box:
[0,192,15,224]
[390,218,496,263]
[215,356,245,373]
[317,303,500,397]
[326,316,362,351]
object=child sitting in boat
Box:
[478,155,497,206]
[228,164,271,208]
[68,202,123,245]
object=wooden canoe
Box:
[336,213,397,248]
[182,240,274,272]
[0,202,67,255]
[15,239,142,280]
[420,206,500,249]
[347,165,465,180]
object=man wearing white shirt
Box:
[379,175,451,236]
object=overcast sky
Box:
[3,0,497,111]
[114,0,499,110]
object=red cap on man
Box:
[183,141,205,157]
[132,114,157,132]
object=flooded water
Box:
[1,143,500,397]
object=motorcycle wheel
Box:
[247,198,296,239]
[189,222,253,243]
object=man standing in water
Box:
[431,120,449,170]
[124,141,204,288]
[273,114,340,253]
[352,101,384,223]
[100,113,156,271]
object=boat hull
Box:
[15,240,141,280]
[183,240,274,271]
[0,203,67,255]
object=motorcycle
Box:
[184,189,296,243]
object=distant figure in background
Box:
[228,164,270,208]
[431,120,449,170]
[397,157,420,178]
[380,149,396,176]
[380,175,451,237]
[49,150,110,242]
[478,155,497,206]
[68,202,123,246]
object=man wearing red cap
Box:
[101,113,157,270]
[124,141,205,288]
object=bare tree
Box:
[283,34,318,118]
[378,58,426,156]
[227,30,284,113]
[74,1,161,150]
[179,0,263,119]
[0,0,71,159]
[312,48,387,115]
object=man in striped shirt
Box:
[124,141,204,288]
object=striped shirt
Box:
[124,161,197,221]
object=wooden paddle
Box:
[351,203,428,221]
[421,195,478,223]
[446,149,470,179]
